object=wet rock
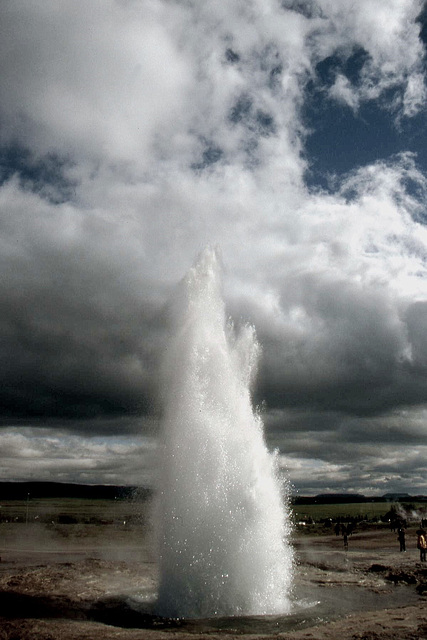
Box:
[385,571,417,585]
[368,564,388,573]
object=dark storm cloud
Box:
[0,183,167,428]
[243,265,427,421]
[258,280,404,406]
[268,402,427,494]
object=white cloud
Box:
[328,74,360,111]
[313,0,426,117]
[402,72,427,117]
[0,427,157,485]
[0,1,195,168]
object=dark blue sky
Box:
[304,22,427,191]
[304,94,427,190]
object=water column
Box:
[156,247,293,618]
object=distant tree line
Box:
[0,481,151,501]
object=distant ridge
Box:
[0,483,425,503]
[293,493,427,504]
[0,481,150,501]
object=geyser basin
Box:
[121,581,420,634]
[155,248,294,618]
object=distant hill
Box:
[0,481,150,501]
[293,493,427,505]
[0,483,425,503]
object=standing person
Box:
[342,525,348,551]
[397,527,406,552]
[417,529,427,562]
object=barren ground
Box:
[0,521,426,640]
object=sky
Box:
[1,0,427,496]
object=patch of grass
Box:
[0,497,150,525]
[289,501,427,535]
[290,502,397,524]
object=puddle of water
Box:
[121,581,421,635]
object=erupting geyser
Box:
[156,248,294,618]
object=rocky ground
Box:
[0,523,426,639]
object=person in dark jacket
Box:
[397,527,406,552]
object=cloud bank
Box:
[0,0,427,494]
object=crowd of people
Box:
[332,518,427,561]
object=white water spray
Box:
[156,248,294,618]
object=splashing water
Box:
[156,248,294,619]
